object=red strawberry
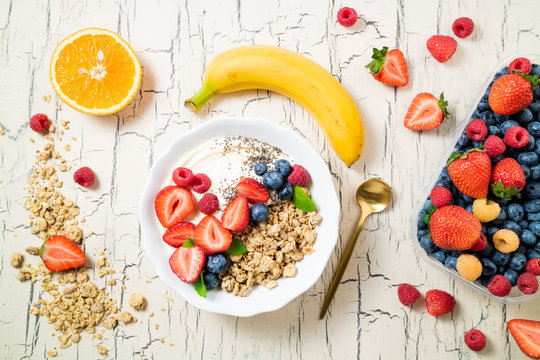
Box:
[366,47,409,87]
[162,222,196,248]
[40,235,86,272]
[447,149,491,198]
[404,92,448,130]
[425,289,455,316]
[235,178,269,204]
[155,186,195,228]
[491,158,526,200]
[194,215,232,254]
[168,245,206,283]
[488,73,539,115]
[508,319,540,359]
[429,205,482,250]
[221,195,250,233]
[426,35,457,63]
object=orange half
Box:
[50,28,142,115]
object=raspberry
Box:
[465,119,487,141]
[525,258,540,276]
[425,289,454,316]
[464,329,486,351]
[287,165,311,187]
[469,233,487,252]
[172,167,194,188]
[337,7,358,27]
[73,167,95,187]
[29,113,50,133]
[492,229,520,253]
[452,17,474,38]
[483,135,506,158]
[397,283,421,306]
[198,193,219,215]
[472,198,501,223]
[456,254,483,281]
[488,275,512,297]
[517,272,539,294]
[192,173,211,193]
[504,126,530,148]
[430,186,452,207]
[508,57,532,74]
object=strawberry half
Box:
[168,245,206,283]
[221,195,250,233]
[366,47,409,87]
[235,178,269,204]
[404,92,448,130]
[40,235,86,272]
[194,215,233,254]
[508,319,540,359]
[447,149,491,198]
[162,222,196,248]
[155,186,195,228]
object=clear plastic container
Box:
[411,53,540,304]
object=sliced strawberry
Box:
[168,245,206,283]
[162,222,196,248]
[155,186,195,228]
[221,195,250,233]
[194,215,233,254]
[40,235,86,272]
[366,47,409,87]
[508,319,540,359]
[235,178,269,204]
[404,92,448,130]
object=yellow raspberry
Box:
[456,254,483,281]
[472,198,501,222]
[492,229,520,253]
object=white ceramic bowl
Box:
[139,117,340,317]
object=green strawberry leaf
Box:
[428,205,437,214]
[293,186,316,212]
[423,213,431,225]
[226,238,247,255]
[182,238,196,248]
[365,46,388,75]
[195,270,206,297]
[447,152,462,166]
[491,181,522,200]
[512,71,540,90]
[438,92,449,118]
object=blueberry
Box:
[445,256,458,270]
[418,212,428,228]
[509,252,527,271]
[517,108,534,123]
[277,181,293,200]
[522,164,532,179]
[531,165,540,180]
[498,266,508,275]
[487,226,500,238]
[528,212,540,222]
[253,162,267,176]
[206,253,229,274]
[516,245,527,254]
[480,275,495,287]
[535,243,540,252]
[466,204,473,213]
[534,142,540,156]
[526,136,536,151]
[478,99,490,111]
[525,199,540,213]
[423,200,434,212]
[262,170,284,190]
[250,203,269,223]
[520,219,530,230]
[497,198,510,206]
[526,249,540,260]
[528,122,540,137]
[493,209,507,224]
[521,230,538,248]
[494,114,509,123]
[472,141,484,148]
[517,152,539,166]
[203,271,220,290]
[274,159,292,177]
[504,269,519,286]
[418,228,429,236]
[481,258,497,276]
[479,111,495,126]
[479,243,494,257]
[457,133,471,148]
[488,125,502,137]
[531,64,540,77]
[507,203,525,222]
[491,155,505,165]
[530,221,540,236]
[501,120,519,134]
[491,251,511,266]
[419,234,438,252]
[455,199,467,208]
[529,101,540,114]
[524,182,540,199]
[503,221,521,234]
[461,194,474,203]
[432,250,446,263]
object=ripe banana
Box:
[185,45,364,166]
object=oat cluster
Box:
[220,200,322,296]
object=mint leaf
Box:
[292,186,316,212]
[182,238,196,248]
[226,238,247,255]
[195,270,206,297]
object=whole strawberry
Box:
[426,35,457,63]
[447,149,491,198]
[491,158,526,200]
[488,73,539,115]
[425,289,455,316]
[429,205,482,250]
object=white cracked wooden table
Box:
[1,1,540,359]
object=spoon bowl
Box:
[356,178,392,213]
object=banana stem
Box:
[184,82,215,112]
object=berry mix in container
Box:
[153,136,323,297]
[415,57,540,301]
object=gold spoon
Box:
[319,178,392,319]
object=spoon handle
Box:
[319,210,369,319]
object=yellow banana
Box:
[185,45,364,167]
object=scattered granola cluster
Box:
[220,200,322,296]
